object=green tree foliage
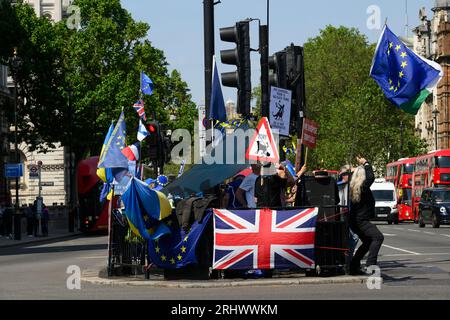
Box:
[0,0,66,150]
[303,26,427,174]
[0,0,197,164]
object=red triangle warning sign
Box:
[246,117,280,163]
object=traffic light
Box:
[267,45,305,136]
[284,45,305,136]
[147,121,172,167]
[147,121,163,162]
[219,20,251,116]
[268,51,287,89]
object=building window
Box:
[43,12,53,20]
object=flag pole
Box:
[139,71,143,99]
[107,183,115,277]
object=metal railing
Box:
[109,209,149,278]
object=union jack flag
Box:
[133,99,147,121]
[213,208,318,270]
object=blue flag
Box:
[98,111,129,169]
[177,159,186,178]
[137,119,149,142]
[148,211,212,269]
[209,56,227,123]
[370,25,443,115]
[121,177,172,239]
[141,72,154,95]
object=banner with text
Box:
[301,118,319,149]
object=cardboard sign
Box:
[301,118,319,149]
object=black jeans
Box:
[41,219,48,236]
[26,217,34,235]
[349,219,384,268]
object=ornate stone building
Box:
[225,99,237,120]
[6,0,73,206]
[0,65,10,206]
[414,0,450,151]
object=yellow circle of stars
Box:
[152,225,193,265]
[387,41,408,93]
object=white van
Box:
[370,179,398,224]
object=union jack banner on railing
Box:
[213,208,318,270]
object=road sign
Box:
[40,182,54,187]
[198,105,206,157]
[246,117,280,163]
[29,164,39,179]
[4,163,23,178]
[301,118,319,149]
[269,86,292,137]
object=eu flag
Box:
[98,111,129,169]
[370,25,443,115]
[141,72,154,96]
[209,56,227,123]
[148,211,212,269]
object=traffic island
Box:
[81,267,368,288]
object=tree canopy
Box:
[0,0,197,163]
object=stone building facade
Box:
[7,0,73,206]
[414,0,450,151]
[0,65,10,206]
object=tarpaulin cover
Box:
[161,125,253,198]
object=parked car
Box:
[370,179,398,224]
[418,188,450,228]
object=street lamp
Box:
[399,120,404,158]
[11,47,22,240]
[432,108,440,150]
[67,88,74,232]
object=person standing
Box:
[41,205,49,237]
[32,199,40,237]
[3,204,13,239]
[0,203,4,237]
[25,204,34,237]
[235,164,261,209]
[349,156,384,275]
[338,165,359,272]
[255,163,295,208]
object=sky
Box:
[121,0,435,107]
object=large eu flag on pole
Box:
[209,56,227,123]
[97,111,129,169]
[370,25,443,115]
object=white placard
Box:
[198,105,206,157]
[269,86,292,137]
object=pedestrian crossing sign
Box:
[246,117,279,163]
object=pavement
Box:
[0,227,82,248]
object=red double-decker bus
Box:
[412,149,450,222]
[385,157,416,222]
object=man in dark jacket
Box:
[349,156,384,275]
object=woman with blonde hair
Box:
[349,156,384,275]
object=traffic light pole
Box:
[203,0,215,137]
[260,25,269,118]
